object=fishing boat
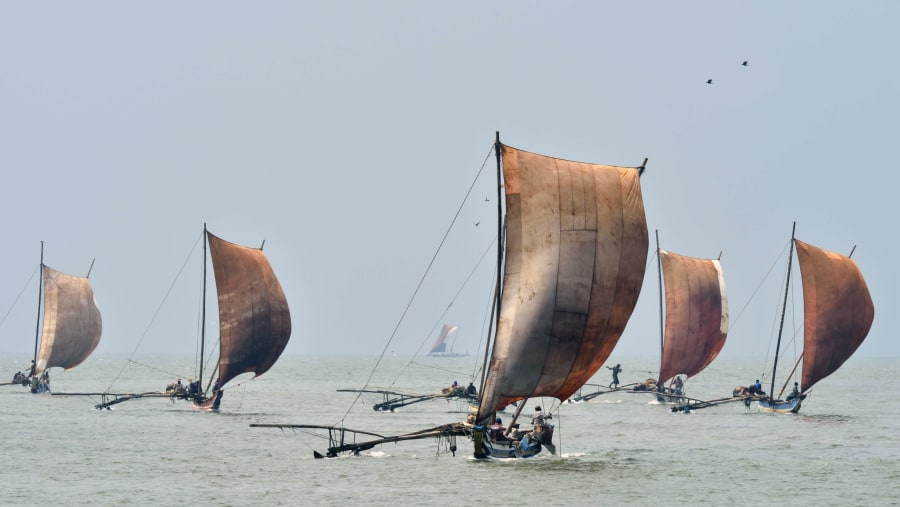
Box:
[254,133,649,458]
[426,324,467,357]
[92,225,291,410]
[574,232,728,405]
[5,243,102,393]
[757,223,874,414]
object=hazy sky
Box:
[1,2,897,362]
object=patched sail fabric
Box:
[477,145,648,422]
[429,324,458,354]
[208,232,292,387]
[657,250,728,384]
[795,239,874,393]
[35,265,102,375]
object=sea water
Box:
[0,354,897,506]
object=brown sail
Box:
[795,239,874,393]
[34,265,102,375]
[657,250,728,384]
[477,144,648,422]
[207,232,292,387]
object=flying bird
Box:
[474,221,480,227]
[741,61,749,66]
[706,79,713,84]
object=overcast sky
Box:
[1,2,896,362]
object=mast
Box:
[479,132,504,393]
[655,230,664,378]
[770,221,797,401]
[31,241,44,373]
[200,223,208,393]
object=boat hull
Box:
[192,391,223,411]
[757,395,805,414]
[474,424,554,458]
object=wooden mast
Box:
[31,241,44,374]
[200,223,208,394]
[656,230,664,381]
[769,221,797,402]
[478,132,504,396]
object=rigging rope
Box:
[340,145,494,423]
[0,265,39,330]
[105,232,203,392]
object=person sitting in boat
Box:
[466,382,477,396]
[671,375,684,396]
[186,378,199,396]
[12,371,26,384]
[489,417,507,441]
[606,363,622,388]
[748,379,765,395]
[786,382,800,401]
[508,423,524,442]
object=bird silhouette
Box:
[474,221,480,227]
[484,197,490,201]
[706,79,713,84]
[741,61,748,66]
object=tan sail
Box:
[477,144,648,422]
[207,232,292,387]
[429,324,459,355]
[657,250,728,384]
[795,239,874,392]
[34,265,102,375]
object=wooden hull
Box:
[192,391,223,411]
[757,395,804,414]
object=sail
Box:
[207,232,292,387]
[34,265,102,375]
[477,144,648,421]
[795,239,874,393]
[429,324,458,355]
[657,250,728,384]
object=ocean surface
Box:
[1,354,897,506]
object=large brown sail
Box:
[657,250,728,385]
[795,239,874,392]
[207,232,292,387]
[34,265,102,375]
[477,144,648,422]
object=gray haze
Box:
[1,2,896,360]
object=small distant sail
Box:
[429,324,459,355]
[207,232,292,388]
[34,265,102,375]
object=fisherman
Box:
[175,378,184,394]
[786,382,800,401]
[27,360,35,377]
[466,382,477,396]
[606,363,622,388]
[508,423,524,441]
[489,417,506,441]
[212,378,221,393]
[753,379,763,395]
[672,375,684,396]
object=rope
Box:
[0,265,39,330]
[340,145,494,423]
[106,232,203,391]
[389,237,497,390]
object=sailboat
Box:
[651,233,728,403]
[253,133,649,458]
[5,243,102,393]
[574,232,728,404]
[758,223,874,414]
[426,324,467,357]
[93,225,292,410]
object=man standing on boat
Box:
[607,363,622,388]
